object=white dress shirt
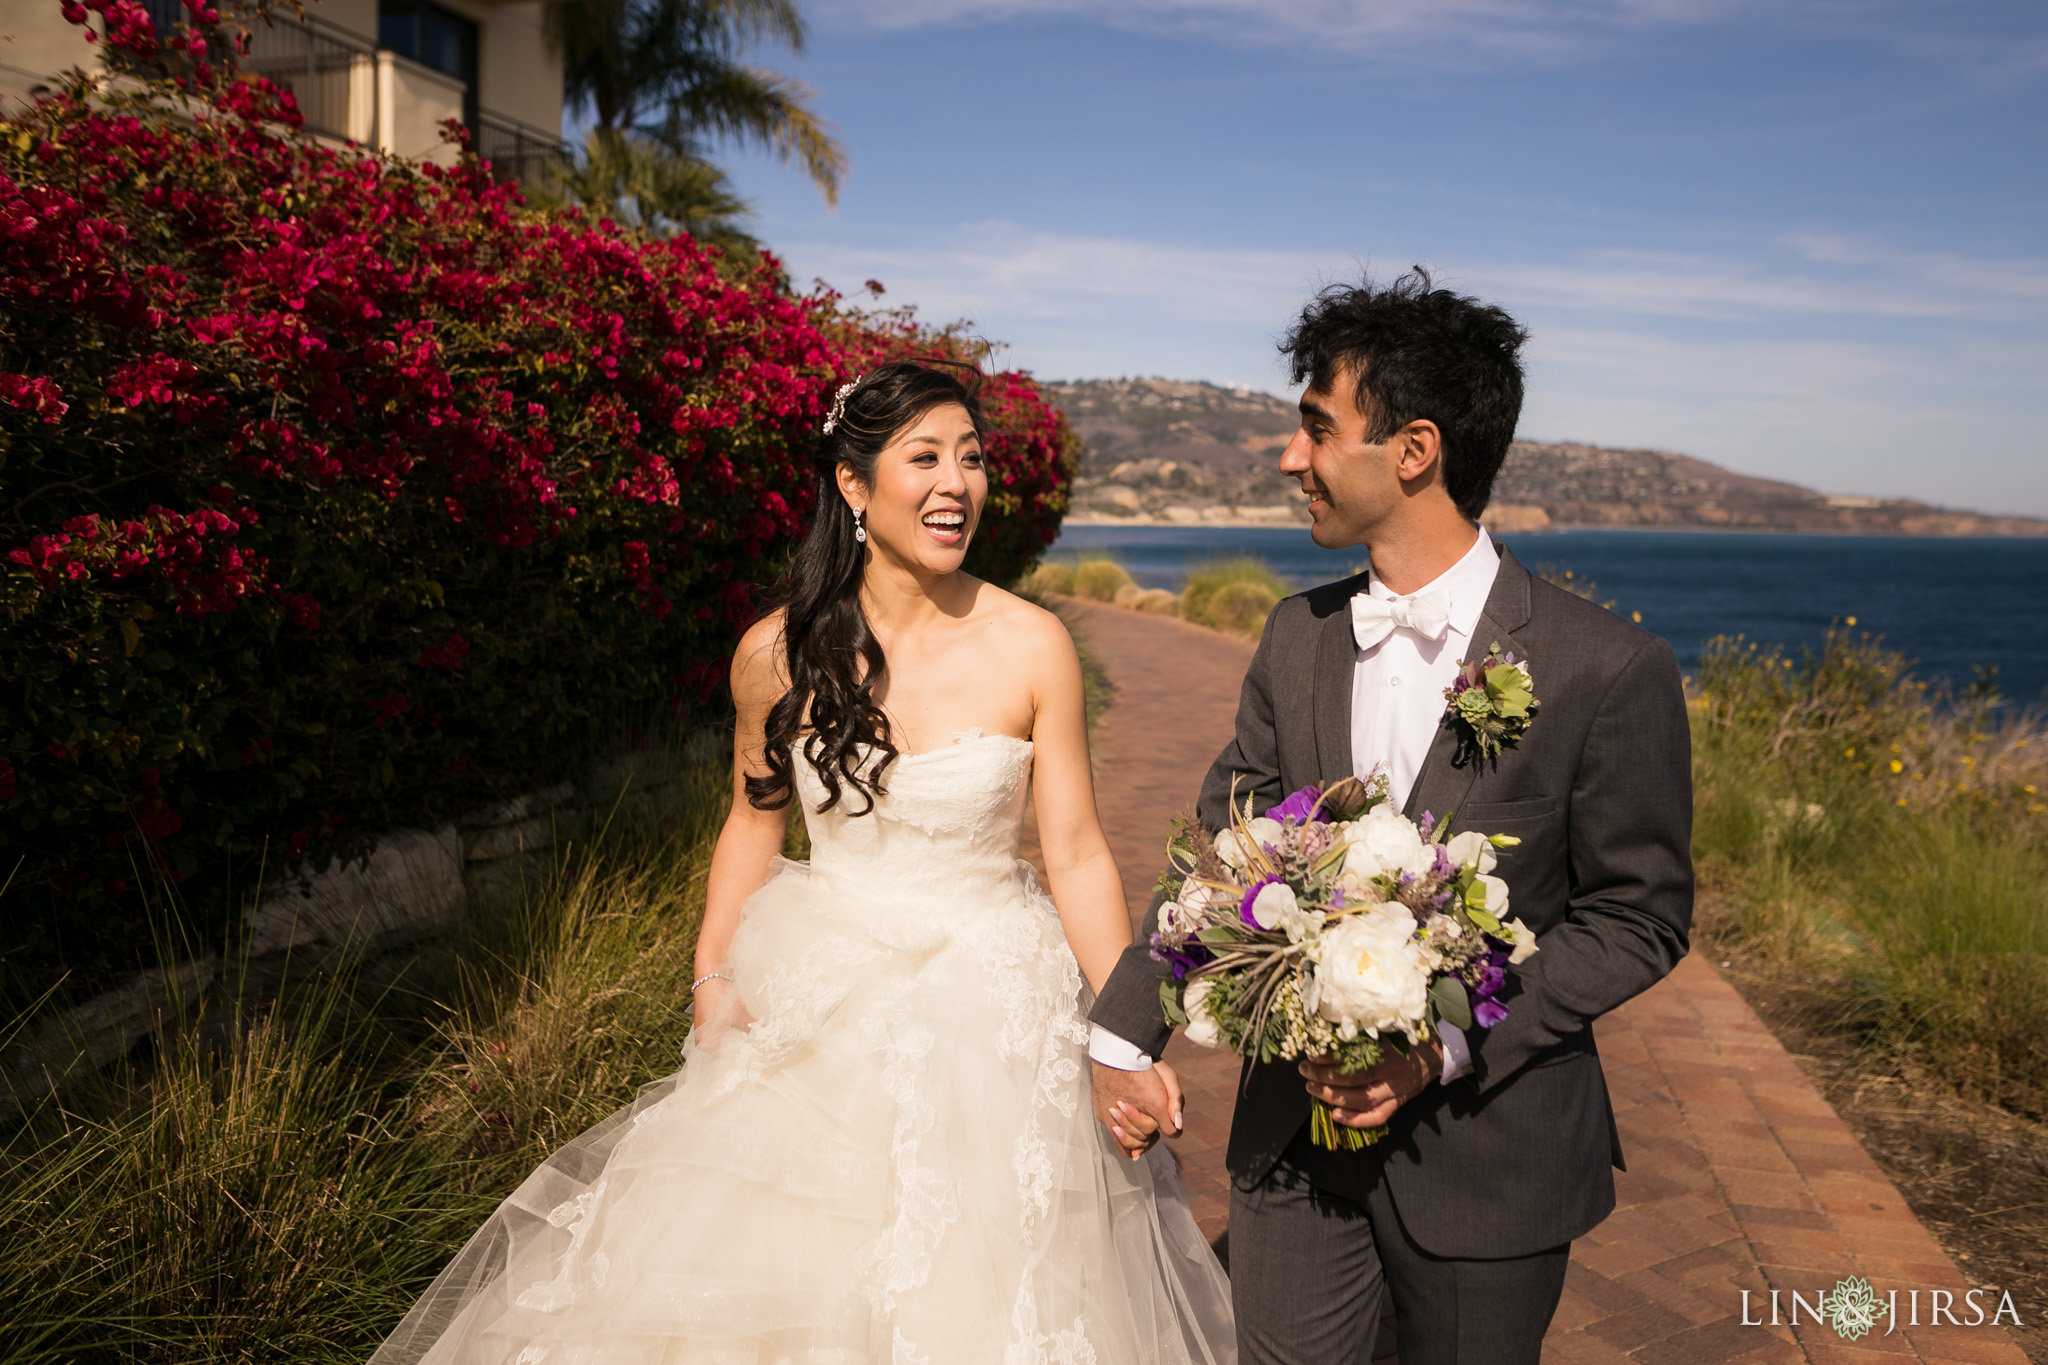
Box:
[1089,528,1503,1081]
[1344,527,1500,1081]
[1351,527,1501,815]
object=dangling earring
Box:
[853,507,867,543]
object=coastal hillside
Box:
[1045,378,2048,537]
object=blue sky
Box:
[709,1,2048,515]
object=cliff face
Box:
[1046,379,2048,538]
[1047,379,1314,527]
[1491,442,2048,537]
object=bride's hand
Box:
[689,978,754,1051]
[1091,1060,1184,1160]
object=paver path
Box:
[1052,596,2030,1365]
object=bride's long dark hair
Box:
[745,360,986,816]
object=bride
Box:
[371,360,1235,1364]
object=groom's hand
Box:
[1300,1042,1443,1130]
[1091,1061,1184,1159]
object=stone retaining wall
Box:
[1,744,699,1118]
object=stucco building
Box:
[1,0,565,182]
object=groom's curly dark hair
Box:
[1281,268,1529,521]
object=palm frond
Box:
[542,0,837,202]
[663,62,843,204]
[552,131,757,251]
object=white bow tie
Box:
[1351,589,1452,650]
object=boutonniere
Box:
[1444,641,1537,762]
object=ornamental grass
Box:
[1691,630,2048,1117]
[0,732,732,1364]
[1071,557,1136,602]
[1178,558,1285,640]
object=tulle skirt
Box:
[370,856,1235,1365]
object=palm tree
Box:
[556,127,758,250]
[544,0,845,240]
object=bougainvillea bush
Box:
[0,9,1078,996]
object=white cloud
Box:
[776,220,2048,512]
[791,222,1327,329]
[1487,247,2048,325]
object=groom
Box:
[1088,272,1694,1365]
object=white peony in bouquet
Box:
[1151,772,1538,1150]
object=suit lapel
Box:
[1312,603,1357,786]
[1402,548,1537,828]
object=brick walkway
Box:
[1053,597,2031,1365]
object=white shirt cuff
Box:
[1088,1024,1154,1071]
[1437,1020,1472,1083]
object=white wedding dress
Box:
[372,730,1235,1365]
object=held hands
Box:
[1090,1061,1184,1160]
[1299,1040,1443,1130]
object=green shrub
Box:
[1072,558,1135,602]
[1180,558,1287,639]
[1206,581,1280,639]
[1019,561,1076,596]
[0,61,1077,1002]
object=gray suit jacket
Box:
[1090,547,1694,1259]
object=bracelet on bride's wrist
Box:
[690,972,733,994]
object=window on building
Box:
[377,0,479,131]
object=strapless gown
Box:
[371,731,1235,1364]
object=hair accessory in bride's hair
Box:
[821,375,866,435]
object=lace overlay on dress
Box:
[369,731,1234,1365]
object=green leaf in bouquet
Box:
[1160,980,1189,1026]
[1485,662,1535,717]
[1467,906,1504,935]
[1429,976,1474,1031]
[1196,926,1242,944]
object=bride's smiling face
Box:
[840,401,987,576]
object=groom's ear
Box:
[1391,420,1445,488]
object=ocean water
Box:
[1048,526,2048,699]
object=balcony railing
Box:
[477,111,571,187]
[244,14,381,148]
[237,14,568,185]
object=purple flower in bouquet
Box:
[1240,874,1285,928]
[1470,945,1512,1027]
[1150,936,1215,981]
[1267,785,1325,824]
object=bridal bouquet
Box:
[1151,774,1538,1150]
